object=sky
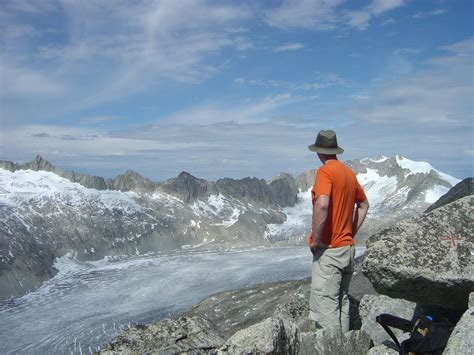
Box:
[0,0,473,181]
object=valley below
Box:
[0,154,467,354]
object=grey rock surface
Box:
[99,316,224,354]
[268,173,299,206]
[298,326,346,355]
[359,294,416,346]
[443,292,474,354]
[345,329,374,355]
[220,317,297,355]
[363,196,473,309]
[298,327,372,355]
[162,171,214,202]
[366,344,398,354]
[185,278,309,339]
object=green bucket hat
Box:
[308,129,344,154]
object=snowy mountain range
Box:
[0,155,461,301]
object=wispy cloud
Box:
[350,39,473,125]
[273,42,305,52]
[234,73,347,91]
[412,8,447,19]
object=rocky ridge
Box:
[0,155,461,301]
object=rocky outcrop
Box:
[110,170,155,192]
[443,292,474,354]
[294,168,315,191]
[363,196,473,309]
[161,171,213,202]
[214,174,300,208]
[425,177,473,213]
[268,173,299,206]
[100,316,224,354]
[299,327,372,355]
[220,317,297,354]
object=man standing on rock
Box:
[307,129,369,332]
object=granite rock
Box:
[220,317,297,355]
[363,196,473,309]
[99,316,224,354]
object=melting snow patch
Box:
[370,155,389,163]
[214,208,241,228]
[424,185,450,204]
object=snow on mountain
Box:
[0,169,142,214]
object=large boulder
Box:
[363,196,473,309]
[443,292,474,354]
[99,316,224,354]
[298,326,372,355]
[220,317,298,355]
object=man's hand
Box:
[309,241,331,256]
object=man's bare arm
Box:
[352,199,369,238]
[310,195,330,251]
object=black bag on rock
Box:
[376,313,453,355]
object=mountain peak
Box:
[178,171,196,179]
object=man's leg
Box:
[339,245,355,332]
[309,248,342,328]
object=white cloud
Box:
[273,42,305,52]
[1,62,65,98]
[369,0,405,15]
[265,0,406,31]
[1,92,325,179]
[412,8,447,19]
[346,0,405,30]
[1,0,254,123]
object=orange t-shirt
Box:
[308,160,367,248]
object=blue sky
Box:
[1,0,473,181]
